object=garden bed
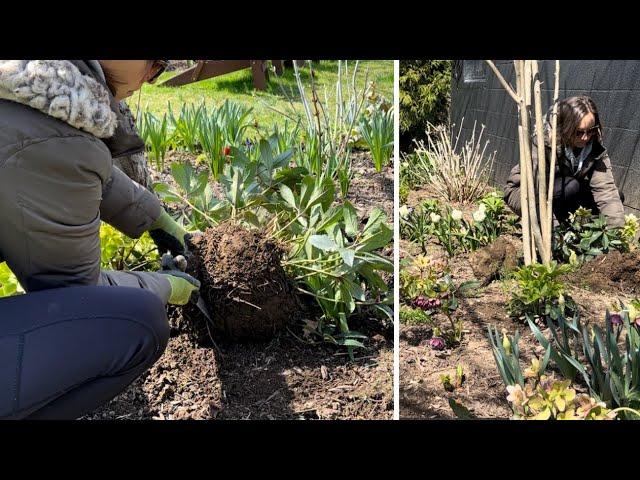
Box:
[399,187,633,419]
[84,150,394,420]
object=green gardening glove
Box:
[149,210,201,256]
[158,253,201,305]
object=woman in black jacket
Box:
[504,95,625,228]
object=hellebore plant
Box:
[0,262,23,297]
[399,193,515,257]
[488,325,617,420]
[506,371,616,420]
[153,126,393,354]
[507,261,577,324]
[399,254,447,301]
[411,273,478,347]
[399,200,441,253]
[553,208,629,265]
[400,254,477,348]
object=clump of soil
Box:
[184,222,300,341]
[569,250,640,295]
[468,236,520,286]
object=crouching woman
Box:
[504,95,625,228]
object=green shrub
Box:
[399,60,452,150]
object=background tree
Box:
[399,60,452,151]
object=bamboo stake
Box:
[486,61,519,103]
[520,60,545,261]
[532,60,550,264]
[546,60,561,251]
[488,59,560,265]
[514,60,532,264]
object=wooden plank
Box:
[159,63,200,87]
[251,60,267,90]
[160,60,277,90]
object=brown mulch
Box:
[400,191,636,419]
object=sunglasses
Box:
[147,60,169,84]
[575,125,599,138]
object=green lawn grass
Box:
[126,60,394,131]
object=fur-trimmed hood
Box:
[0,60,117,138]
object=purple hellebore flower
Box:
[413,296,429,309]
[610,313,623,326]
[413,296,442,311]
[428,337,446,351]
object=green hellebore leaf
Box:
[338,247,355,267]
[170,162,193,194]
[153,183,182,204]
[343,201,359,238]
[364,208,387,234]
[309,235,338,252]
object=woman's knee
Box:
[130,289,170,363]
[0,286,169,419]
[553,177,581,201]
[110,287,170,365]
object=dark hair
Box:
[556,95,602,147]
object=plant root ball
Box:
[184,223,299,341]
[468,236,521,286]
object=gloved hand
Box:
[157,253,201,306]
[149,209,201,256]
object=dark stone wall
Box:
[451,60,640,212]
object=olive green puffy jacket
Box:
[0,60,170,302]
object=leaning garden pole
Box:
[485,60,560,266]
[545,61,561,260]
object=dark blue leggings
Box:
[552,176,625,223]
[0,286,169,419]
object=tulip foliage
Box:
[490,304,640,419]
